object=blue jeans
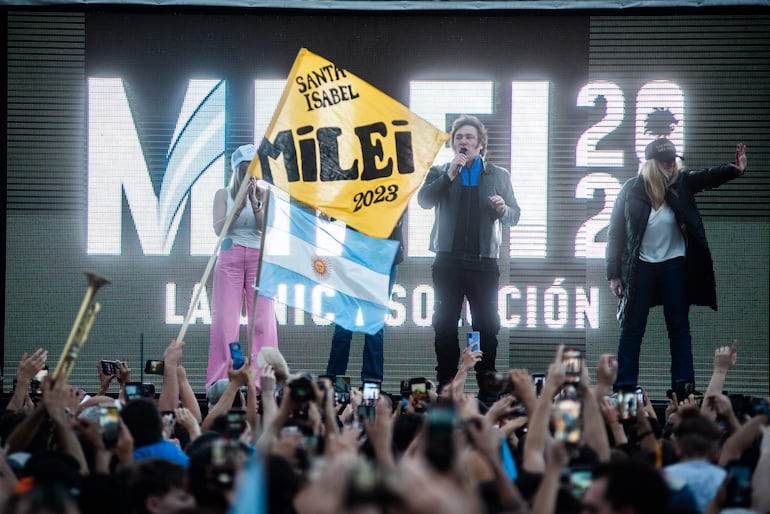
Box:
[617,257,694,389]
[325,265,397,383]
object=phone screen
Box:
[101,360,118,376]
[226,410,247,436]
[554,397,582,443]
[144,360,165,375]
[569,468,593,499]
[725,464,752,508]
[99,405,120,447]
[362,381,380,406]
[619,391,637,420]
[532,374,546,396]
[124,382,141,400]
[563,349,582,381]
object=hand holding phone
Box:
[101,360,119,376]
[466,331,481,352]
[554,396,582,444]
[563,348,582,382]
[229,342,244,370]
[99,405,120,448]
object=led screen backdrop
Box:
[4,9,769,399]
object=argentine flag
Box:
[259,191,399,335]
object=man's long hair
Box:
[639,158,680,209]
[450,114,488,157]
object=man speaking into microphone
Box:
[418,115,520,402]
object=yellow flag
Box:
[250,48,449,238]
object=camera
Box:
[209,437,241,489]
[426,405,456,472]
[724,462,752,508]
[144,359,165,375]
[553,393,582,444]
[225,410,247,438]
[562,348,582,382]
[532,373,546,397]
[29,367,49,399]
[98,405,120,448]
[409,377,428,412]
[334,376,351,406]
[101,360,120,376]
[125,381,155,401]
[289,374,315,403]
[617,388,638,421]
[362,381,381,406]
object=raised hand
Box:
[713,340,738,372]
[733,143,747,173]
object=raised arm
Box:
[157,339,185,413]
[523,346,565,473]
[7,349,47,412]
[701,340,738,419]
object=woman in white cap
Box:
[205,144,279,391]
[606,138,747,394]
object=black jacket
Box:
[606,163,742,323]
[417,159,520,258]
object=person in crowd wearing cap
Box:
[417,115,520,401]
[206,144,279,392]
[606,138,747,392]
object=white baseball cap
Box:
[230,144,257,172]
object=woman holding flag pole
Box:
[205,144,279,391]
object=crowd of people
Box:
[0,338,768,514]
[0,117,757,513]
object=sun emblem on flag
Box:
[311,256,332,280]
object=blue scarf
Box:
[460,156,482,186]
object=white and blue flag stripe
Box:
[259,192,399,335]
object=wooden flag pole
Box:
[246,188,271,359]
[175,174,251,343]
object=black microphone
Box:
[455,147,468,174]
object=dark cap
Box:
[645,138,677,161]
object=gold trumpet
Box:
[50,271,110,383]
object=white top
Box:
[639,202,686,263]
[226,193,262,249]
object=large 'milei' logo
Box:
[86,77,684,329]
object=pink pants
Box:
[206,244,278,388]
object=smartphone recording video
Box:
[409,377,428,412]
[426,405,456,472]
[618,390,637,421]
[725,463,752,508]
[553,396,582,444]
[569,467,593,499]
[532,373,546,397]
[98,405,120,448]
[144,359,165,375]
[229,342,244,370]
[225,410,247,437]
[362,381,380,407]
[101,360,119,376]
[466,331,480,352]
[562,348,582,382]
[334,376,351,406]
